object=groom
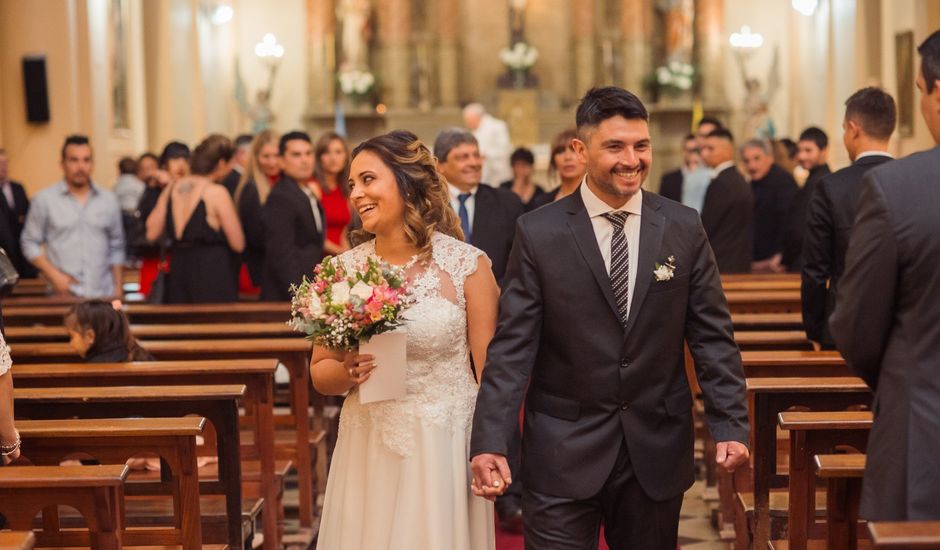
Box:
[470,87,750,548]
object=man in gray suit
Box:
[829,29,940,521]
[469,87,749,548]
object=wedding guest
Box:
[313,130,498,549]
[146,135,244,303]
[64,300,154,362]
[435,127,524,286]
[313,131,352,254]
[260,131,324,301]
[659,133,712,213]
[500,147,547,212]
[531,128,587,209]
[783,126,831,272]
[829,30,940,521]
[21,135,125,298]
[741,138,798,273]
[699,128,754,273]
[235,129,281,290]
[0,148,36,278]
[137,142,189,299]
[463,103,513,186]
[220,133,253,196]
[803,88,896,350]
[114,156,144,213]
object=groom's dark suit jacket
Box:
[471,189,749,501]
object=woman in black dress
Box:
[145,135,245,303]
[234,129,281,290]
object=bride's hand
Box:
[343,352,375,386]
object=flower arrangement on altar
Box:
[337,68,375,103]
[645,61,697,98]
[499,41,539,73]
[289,256,412,351]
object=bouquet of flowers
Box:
[646,61,697,97]
[338,68,375,101]
[499,41,539,72]
[289,256,412,350]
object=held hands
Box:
[470,453,512,502]
[343,352,375,386]
[716,440,749,472]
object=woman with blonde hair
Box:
[234,130,281,289]
[312,130,498,549]
[312,131,353,254]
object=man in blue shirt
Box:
[21,135,125,298]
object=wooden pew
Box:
[740,351,847,378]
[15,417,205,550]
[13,385,247,550]
[742,377,872,550]
[0,465,128,550]
[725,290,802,314]
[721,273,800,284]
[736,331,813,351]
[4,322,297,344]
[778,411,872,549]
[12,359,283,549]
[869,522,940,549]
[1,302,290,326]
[723,279,801,292]
[0,532,35,550]
[732,312,803,331]
[815,453,867,550]
[9,340,318,533]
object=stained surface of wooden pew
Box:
[736,330,813,351]
[816,454,866,550]
[1,302,290,326]
[725,290,801,313]
[4,322,298,343]
[0,465,128,550]
[869,522,940,549]
[0,532,35,550]
[732,312,804,330]
[741,351,846,377]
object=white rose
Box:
[331,282,351,304]
[308,292,324,316]
[350,280,374,301]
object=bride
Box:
[311,130,500,549]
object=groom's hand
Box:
[470,453,512,502]
[716,441,749,472]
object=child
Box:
[63,300,154,362]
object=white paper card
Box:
[358,332,407,404]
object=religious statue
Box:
[737,45,781,140]
[234,59,279,133]
[508,0,527,45]
[337,0,371,70]
[656,0,694,63]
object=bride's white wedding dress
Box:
[316,232,495,550]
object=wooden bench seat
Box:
[13,385,247,550]
[816,454,867,550]
[741,351,847,378]
[732,312,804,331]
[0,465,128,550]
[0,531,35,550]
[736,331,813,351]
[770,540,873,550]
[4,322,298,343]
[869,522,940,549]
[725,290,801,314]
[1,302,290,326]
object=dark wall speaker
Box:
[22,55,50,123]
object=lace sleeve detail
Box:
[432,233,489,308]
[0,334,11,377]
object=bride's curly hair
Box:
[349,130,464,257]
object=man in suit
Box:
[435,127,524,286]
[802,87,896,350]
[0,149,37,277]
[434,126,525,530]
[220,134,253,197]
[260,131,324,301]
[699,128,754,273]
[742,139,799,273]
[829,32,940,521]
[658,133,712,214]
[470,87,750,548]
[784,127,832,272]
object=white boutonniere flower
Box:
[653,256,677,282]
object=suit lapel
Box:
[623,195,665,335]
[565,193,620,320]
[471,186,493,247]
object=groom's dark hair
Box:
[576,87,649,142]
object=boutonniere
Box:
[653,256,677,282]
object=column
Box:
[621,0,652,94]
[694,0,727,108]
[378,0,411,109]
[572,1,596,97]
[306,0,336,114]
[437,0,459,107]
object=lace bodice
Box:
[335,232,487,456]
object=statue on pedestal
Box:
[736,45,781,140]
[337,0,372,70]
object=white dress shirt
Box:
[580,178,643,317]
[448,184,478,231]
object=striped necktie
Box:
[602,211,630,323]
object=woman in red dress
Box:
[313,132,352,255]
